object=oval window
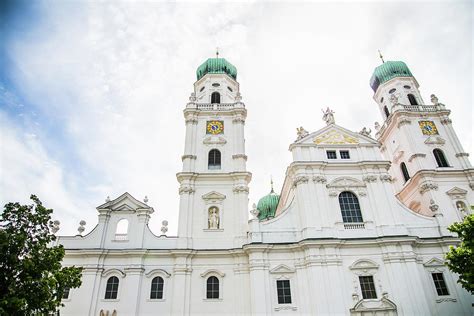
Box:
[200,86,205,92]
[380,97,384,103]
[227,86,233,92]
[403,85,411,89]
[389,88,396,94]
[212,83,220,87]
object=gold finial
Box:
[378,50,385,63]
[216,47,219,58]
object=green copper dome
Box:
[196,58,237,81]
[257,188,280,220]
[370,61,413,92]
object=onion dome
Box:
[257,186,280,220]
[370,61,414,92]
[196,58,237,81]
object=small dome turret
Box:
[257,184,280,220]
[370,61,414,92]
[196,58,237,81]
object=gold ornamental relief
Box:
[314,130,359,145]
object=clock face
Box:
[207,120,224,134]
[418,120,439,135]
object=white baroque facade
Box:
[58,58,473,315]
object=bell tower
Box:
[177,56,251,249]
[372,59,473,224]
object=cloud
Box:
[1,1,472,235]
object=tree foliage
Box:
[0,195,83,315]
[446,213,474,294]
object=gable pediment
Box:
[202,191,226,201]
[269,264,295,274]
[423,257,445,267]
[349,259,379,271]
[446,187,467,198]
[424,136,446,145]
[314,129,359,145]
[294,124,378,147]
[96,192,152,213]
[351,297,397,312]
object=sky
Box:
[0,0,472,236]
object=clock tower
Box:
[176,56,251,249]
[372,60,473,224]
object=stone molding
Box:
[232,116,246,123]
[200,269,225,278]
[274,306,298,312]
[408,153,426,162]
[203,135,227,145]
[102,268,126,278]
[440,118,452,125]
[419,182,439,195]
[349,259,379,275]
[379,174,393,182]
[179,186,195,195]
[185,118,198,125]
[327,177,367,197]
[293,176,309,187]
[362,175,377,183]
[232,154,248,160]
[181,154,197,161]
[312,176,327,183]
[397,119,411,128]
[232,185,249,194]
[436,298,457,303]
[145,269,172,278]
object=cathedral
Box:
[58,56,473,315]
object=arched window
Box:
[383,106,390,118]
[400,162,410,183]
[211,92,220,104]
[338,191,363,223]
[208,149,221,170]
[115,219,128,240]
[150,276,164,299]
[408,94,418,105]
[433,149,449,167]
[206,276,219,299]
[105,276,119,299]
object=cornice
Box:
[63,236,460,257]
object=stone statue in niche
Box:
[208,207,220,229]
[456,201,468,217]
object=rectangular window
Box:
[431,273,449,296]
[359,276,377,299]
[340,150,350,159]
[327,151,337,159]
[276,280,292,304]
[62,287,70,299]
